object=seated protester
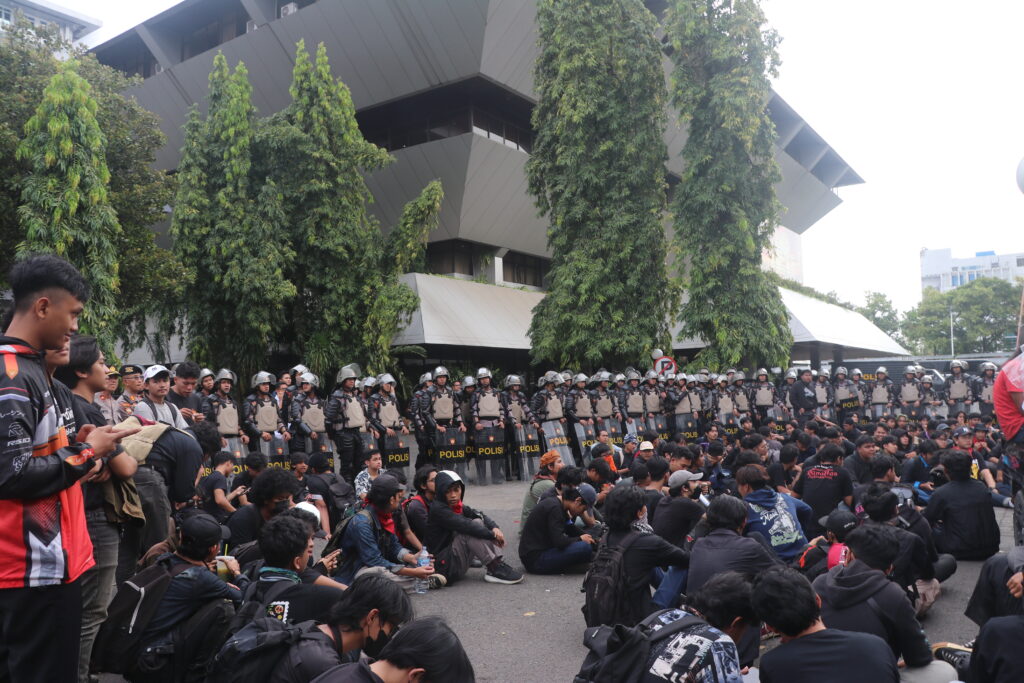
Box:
[813,525,957,681]
[268,573,414,683]
[231,506,346,590]
[403,466,437,546]
[617,460,650,489]
[132,512,248,682]
[426,470,523,584]
[736,464,812,562]
[585,457,616,507]
[702,441,732,493]
[519,451,564,527]
[379,468,422,553]
[589,442,621,476]
[923,450,1001,560]
[860,485,936,595]
[539,465,586,502]
[791,444,854,538]
[518,486,595,574]
[336,475,440,591]
[227,467,299,548]
[638,572,756,682]
[965,547,1024,630]
[233,452,267,507]
[793,430,817,465]
[900,439,941,502]
[822,426,856,458]
[766,443,801,494]
[796,509,858,581]
[201,451,245,522]
[652,470,706,549]
[599,485,690,626]
[752,566,900,683]
[234,515,346,630]
[305,452,355,533]
[933,613,1024,683]
[853,455,914,510]
[354,450,384,501]
[309,617,474,683]
[642,456,670,525]
[845,436,880,484]
[664,442,694,474]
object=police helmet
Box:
[818,369,830,379]
[418,372,433,386]
[433,366,450,379]
[251,371,275,388]
[462,376,476,387]
[876,366,887,376]
[504,374,522,388]
[980,362,997,372]
[626,370,641,381]
[336,363,361,385]
[718,375,729,384]
[903,365,917,376]
[733,371,746,382]
[598,370,612,383]
[697,373,709,383]
[665,372,676,381]
[614,373,626,383]
[362,376,377,389]
[950,360,967,371]
[476,367,492,380]
[290,364,309,377]
[921,376,933,385]
[644,370,658,381]
[851,368,862,377]
[756,368,769,378]
[785,369,798,380]
[835,366,848,377]
[377,373,396,386]
[215,368,237,384]
[574,373,589,385]
[199,368,214,382]
[299,372,319,388]
[560,371,572,384]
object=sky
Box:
[65,0,1024,312]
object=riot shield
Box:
[572,422,597,465]
[361,432,380,461]
[871,404,887,420]
[514,423,542,480]
[675,416,702,444]
[474,426,506,485]
[259,434,288,461]
[433,428,468,480]
[542,421,573,466]
[624,418,640,438]
[303,433,334,457]
[224,436,246,461]
[380,433,411,472]
[720,416,740,439]
[646,415,670,442]
[598,417,624,446]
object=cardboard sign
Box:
[434,428,466,464]
[542,420,573,462]
[475,426,506,460]
[381,433,410,469]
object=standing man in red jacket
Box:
[0,255,138,682]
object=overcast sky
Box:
[67,0,1024,312]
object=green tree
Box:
[903,278,1020,355]
[667,0,792,370]
[171,54,295,377]
[0,20,182,352]
[857,291,902,342]
[526,0,673,369]
[16,60,121,341]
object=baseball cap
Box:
[935,423,950,432]
[952,426,971,438]
[143,364,171,381]
[577,483,597,511]
[668,469,703,489]
[638,441,655,452]
[818,509,858,539]
[121,364,143,377]
[180,511,231,546]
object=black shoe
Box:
[932,642,971,674]
[484,561,524,584]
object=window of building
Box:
[181,8,247,61]
[968,272,977,282]
[0,6,12,25]
[503,251,548,288]
[1017,257,1024,267]
[427,241,478,277]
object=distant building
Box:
[0,0,100,43]
[920,248,1024,292]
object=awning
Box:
[394,274,909,358]
[393,273,543,349]
[672,287,911,358]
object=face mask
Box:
[362,624,392,659]
[272,499,290,515]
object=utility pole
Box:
[949,307,955,357]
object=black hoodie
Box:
[812,559,932,667]
[425,471,498,574]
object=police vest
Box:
[573,391,593,418]
[377,396,402,429]
[871,384,890,404]
[947,377,970,400]
[595,392,614,418]
[432,390,455,420]
[477,391,501,419]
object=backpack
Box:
[322,505,370,557]
[574,609,706,683]
[206,617,322,683]
[309,472,355,527]
[227,579,297,635]
[581,531,641,628]
[92,556,192,673]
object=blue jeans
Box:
[652,566,689,609]
[525,541,593,574]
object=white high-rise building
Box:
[0,0,100,43]
[920,247,1024,292]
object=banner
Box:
[542,420,573,464]
[380,433,410,470]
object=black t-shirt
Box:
[167,389,204,421]
[643,489,666,525]
[760,629,899,683]
[200,470,230,521]
[766,462,796,490]
[309,660,381,683]
[227,504,265,548]
[251,579,343,625]
[71,394,109,511]
[793,464,853,536]
[652,496,704,548]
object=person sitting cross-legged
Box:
[518,485,596,574]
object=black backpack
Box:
[322,505,370,557]
[227,579,297,635]
[581,531,641,628]
[92,556,192,673]
[310,472,355,527]
[574,609,706,683]
[206,617,321,683]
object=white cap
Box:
[294,501,320,524]
[638,441,655,451]
[143,364,170,381]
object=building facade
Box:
[920,247,1024,293]
[0,0,99,42]
[93,0,879,369]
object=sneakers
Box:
[932,642,971,673]
[427,573,447,590]
[484,561,524,584]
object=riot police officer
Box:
[832,367,860,421]
[326,364,375,482]
[290,372,329,454]
[640,370,665,419]
[730,371,752,419]
[564,373,595,427]
[459,375,477,430]
[896,365,922,418]
[751,368,777,425]
[945,360,975,414]
[471,368,506,429]
[974,361,997,416]
[421,366,466,462]
[868,366,894,419]
[245,371,291,458]
[371,373,408,437]
[532,371,567,424]
[788,368,818,423]
[620,369,645,428]
[918,376,943,418]
[712,375,735,423]
[202,369,248,456]
[813,369,833,419]
[198,367,215,398]
[590,370,623,424]
[411,371,433,469]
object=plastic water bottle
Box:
[414,547,430,594]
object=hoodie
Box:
[813,559,933,667]
[742,488,811,561]
[425,471,498,577]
